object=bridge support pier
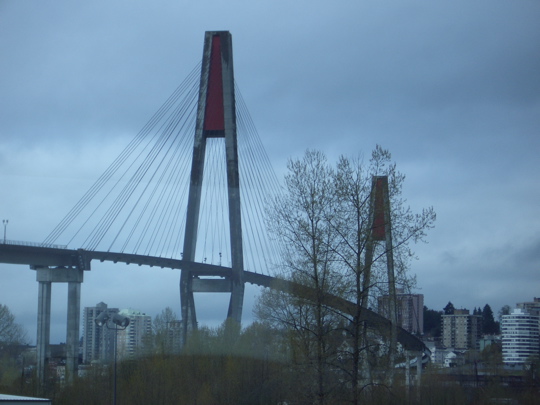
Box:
[66,281,81,383]
[405,351,423,401]
[416,351,423,401]
[416,352,422,387]
[36,279,51,387]
[34,267,84,386]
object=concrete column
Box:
[36,280,52,385]
[405,351,410,386]
[416,352,423,386]
[35,266,84,386]
[66,280,81,383]
[416,351,423,403]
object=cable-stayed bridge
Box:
[0,31,427,386]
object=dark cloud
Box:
[1,0,539,342]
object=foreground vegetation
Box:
[2,321,539,405]
[3,349,539,405]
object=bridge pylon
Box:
[365,176,398,385]
[180,31,244,341]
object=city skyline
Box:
[1,0,539,343]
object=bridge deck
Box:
[0,243,427,352]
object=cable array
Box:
[41,68,285,276]
[235,83,286,274]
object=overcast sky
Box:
[1,0,539,344]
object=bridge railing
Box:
[0,239,67,249]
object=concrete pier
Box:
[36,279,51,385]
[35,266,84,385]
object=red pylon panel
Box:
[372,177,386,241]
[203,35,225,132]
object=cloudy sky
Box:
[1,0,539,343]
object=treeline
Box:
[423,302,505,337]
[6,322,409,405]
[5,321,537,405]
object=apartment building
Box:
[441,309,482,350]
[82,302,119,363]
[516,297,540,317]
[377,290,424,335]
[501,308,540,364]
[116,308,152,359]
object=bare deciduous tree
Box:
[256,147,436,404]
[152,306,178,354]
[257,150,343,404]
[0,303,27,345]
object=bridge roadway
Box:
[0,243,427,353]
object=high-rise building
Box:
[441,309,482,350]
[116,308,152,360]
[501,308,540,364]
[166,320,184,353]
[516,297,540,317]
[82,302,119,363]
[377,290,424,335]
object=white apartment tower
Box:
[116,308,152,359]
[501,308,540,364]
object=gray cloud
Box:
[1,0,539,342]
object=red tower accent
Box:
[372,177,386,241]
[203,35,225,133]
[367,175,398,384]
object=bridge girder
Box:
[0,243,428,353]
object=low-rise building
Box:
[444,350,465,368]
[479,335,500,351]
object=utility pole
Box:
[2,219,8,243]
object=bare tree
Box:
[330,146,435,398]
[256,147,435,404]
[152,307,178,354]
[0,303,28,386]
[257,150,344,404]
[0,303,27,345]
